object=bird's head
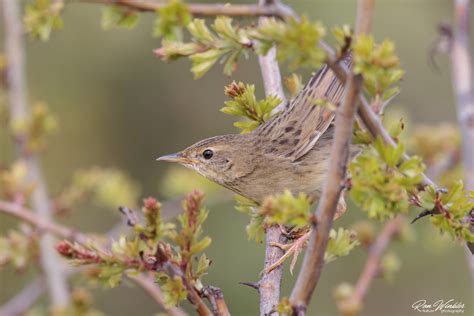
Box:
[157,134,255,186]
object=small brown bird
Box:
[158,55,352,216]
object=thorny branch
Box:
[289,1,374,314]
[78,0,296,19]
[257,0,288,315]
[1,0,70,307]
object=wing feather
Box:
[254,55,351,161]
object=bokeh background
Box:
[0,0,473,315]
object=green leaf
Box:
[190,49,227,79]
[324,228,359,263]
[153,0,191,40]
[101,5,139,30]
[23,0,64,41]
[162,276,188,307]
[259,190,311,227]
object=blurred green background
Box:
[0,0,473,315]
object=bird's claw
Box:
[262,231,311,276]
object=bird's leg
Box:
[262,197,348,275]
[264,230,311,275]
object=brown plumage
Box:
[158,56,352,212]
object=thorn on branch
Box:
[239,281,260,290]
[410,209,433,224]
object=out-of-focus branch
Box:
[289,1,373,314]
[342,215,404,314]
[1,0,71,306]
[78,0,296,19]
[256,1,288,314]
[0,200,89,244]
[450,0,474,282]
[0,277,46,316]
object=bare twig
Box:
[450,0,474,281]
[289,1,373,314]
[1,0,71,306]
[342,215,404,313]
[202,286,231,316]
[0,277,46,316]
[77,0,296,19]
[256,1,288,314]
[0,200,89,244]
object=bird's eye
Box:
[202,149,214,160]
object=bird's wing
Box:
[254,56,351,161]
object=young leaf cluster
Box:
[221,81,281,133]
[23,0,64,41]
[0,228,39,271]
[259,190,311,228]
[57,192,212,307]
[10,102,58,153]
[153,0,191,41]
[349,137,425,219]
[417,181,474,242]
[235,195,265,243]
[353,34,404,101]
[101,5,139,30]
[0,161,34,200]
[324,228,360,263]
[251,16,326,70]
[157,15,327,78]
[159,166,223,199]
[55,167,141,213]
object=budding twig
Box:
[78,0,296,19]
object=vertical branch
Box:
[289,0,374,314]
[1,0,70,307]
[257,1,287,314]
[450,0,474,284]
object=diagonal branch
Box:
[341,215,404,314]
[78,0,296,19]
[289,1,374,314]
[1,0,70,307]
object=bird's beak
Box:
[156,152,187,163]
